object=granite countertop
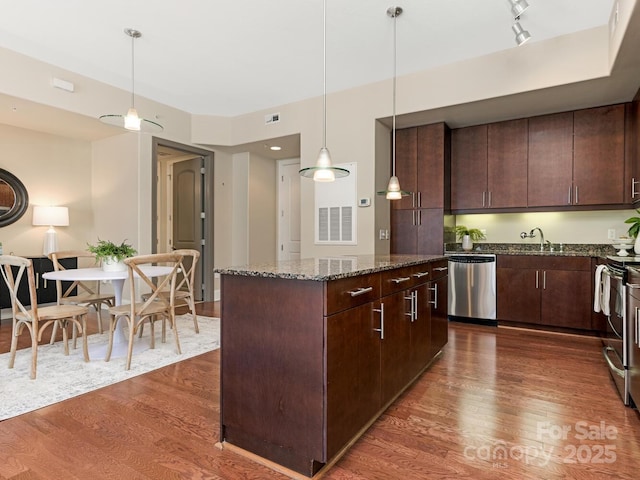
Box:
[444,242,617,258]
[214,254,445,281]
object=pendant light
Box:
[378,6,410,200]
[299,0,349,182]
[99,28,163,133]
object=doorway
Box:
[152,138,215,301]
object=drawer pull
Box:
[433,267,448,272]
[413,271,429,278]
[349,286,373,297]
[392,276,411,284]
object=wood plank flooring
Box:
[1,305,639,479]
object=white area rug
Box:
[0,314,220,421]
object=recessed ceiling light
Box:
[270,145,282,151]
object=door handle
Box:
[373,303,384,340]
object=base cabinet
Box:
[220,259,448,477]
[497,255,592,330]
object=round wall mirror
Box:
[0,168,29,227]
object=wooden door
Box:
[429,275,449,358]
[409,282,431,377]
[416,123,448,209]
[451,125,488,210]
[390,209,417,254]
[487,118,528,208]
[326,301,381,459]
[496,267,541,324]
[573,104,625,205]
[380,290,413,406]
[528,112,574,207]
[540,269,592,329]
[391,127,417,210]
[416,209,445,255]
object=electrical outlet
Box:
[608,229,616,240]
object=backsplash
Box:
[444,242,617,257]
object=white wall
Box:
[248,153,277,264]
[0,123,93,256]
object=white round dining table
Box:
[42,265,173,359]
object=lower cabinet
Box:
[220,259,448,477]
[497,255,592,330]
[0,256,76,309]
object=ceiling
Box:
[0,0,616,118]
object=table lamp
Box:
[32,206,69,256]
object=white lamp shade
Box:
[32,206,69,227]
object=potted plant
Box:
[87,239,137,271]
[625,209,640,254]
[454,225,486,251]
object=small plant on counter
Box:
[454,226,487,242]
[625,209,640,238]
[87,239,137,262]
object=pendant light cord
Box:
[392,9,397,177]
[130,32,136,108]
[322,0,327,149]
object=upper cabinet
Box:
[626,100,640,204]
[391,123,450,211]
[573,104,625,206]
[451,103,630,213]
[451,119,528,210]
[528,112,574,207]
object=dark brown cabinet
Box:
[451,119,528,210]
[487,118,528,209]
[573,104,625,206]
[527,111,574,207]
[220,259,447,477]
[497,255,592,330]
[451,124,487,210]
[429,260,449,357]
[451,103,630,212]
[390,123,450,255]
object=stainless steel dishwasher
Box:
[448,254,497,323]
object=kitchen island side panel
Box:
[220,274,326,471]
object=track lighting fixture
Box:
[509,0,529,19]
[512,21,531,46]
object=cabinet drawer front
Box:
[430,259,449,280]
[381,267,420,295]
[326,274,380,315]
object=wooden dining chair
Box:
[140,248,200,333]
[106,252,183,370]
[48,250,116,337]
[0,255,89,379]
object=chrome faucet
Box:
[520,227,545,251]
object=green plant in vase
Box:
[87,239,137,271]
[625,209,640,254]
[454,225,486,251]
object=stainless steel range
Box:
[601,256,640,407]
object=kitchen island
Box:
[215,254,448,477]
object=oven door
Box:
[602,265,631,405]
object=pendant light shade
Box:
[299,0,349,182]
[99,28,163,133]
[509,0,529,19]
[377,6,411,200]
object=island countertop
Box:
[214,254,445,281]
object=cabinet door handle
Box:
[482,191,486,207]
[412,210,416,226]
[413,271,429,278]
[433,266,448,272]
[417,209,421,226]
[575,186,579,204]
[417,191,421,208]
[413,290,418,321]
[349,286,373,297]
[488,191,492,207]
[543,271,546,290]
[428,283,438,309]
[535,270,539,289]
[632,178,639,199]
[568,186,572,205]
[392,276,411,284]
[373,303,384,340]
[404,291,415,321]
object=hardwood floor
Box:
[1,305,639,479]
